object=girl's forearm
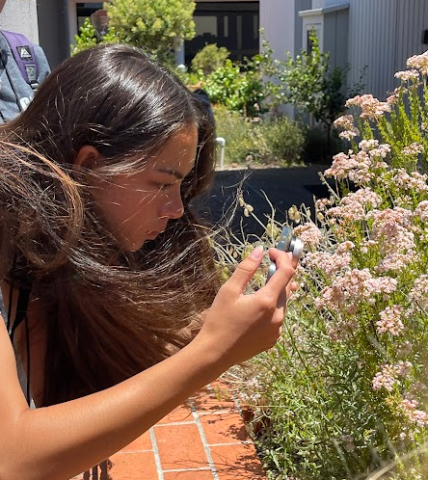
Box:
[2,336,226,480]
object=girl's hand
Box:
[194,246,296,367]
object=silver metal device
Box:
[266,226,303,282]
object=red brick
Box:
[154,423,209,470]
[200,412,250,445]
[191,387,236,414]
[109,451,159,480]
[120,430,152,453]
[210,444,267,480]
[163,470,214,480]
[157,403,194,424]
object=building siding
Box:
[315,0,428,100]
[346,0,397,99]
[395,0,428,73]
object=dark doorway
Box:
[76,2,104,32]
[185,1,259,65]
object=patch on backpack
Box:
[25,65,37,83]
[16,45,32,61]
[19,97,31,111]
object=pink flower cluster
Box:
[401,399,428,427]
[394,70,420,82]
[333,114,360,141]
[324,152,356,181]
[402,142,424,157]
[324,143,389,185]
[386,87,403,106]
[327,319,358,342]
[345,94,391,120]
[304,247,352,280]
[415,200,428,222]
[376,305,404,336]
[336,241,355,255]
[368,208,416,273]
[293,223,322,248]
[348,151,373,184]
[316,197,334,212]
[369,207,413,236]
[342,188,382,210]
[359,140,391,160]
[407,50,428,75]
[316,268,397,314]
[333,114,356,130]
[392,170,428,194]
[372,361,412,392]
[408,275,428,313]
[328,189,382,222]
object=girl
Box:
[0,44,296,480]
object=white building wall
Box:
[260,0,297,60]
[313,0,428,100]
[260,0,311,59]
[0,0,39,43]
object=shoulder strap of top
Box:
[9,287,31,340]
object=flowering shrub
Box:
[222,50,428,479]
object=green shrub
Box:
[72,0,196,64]
[71,17,117,55]
[213,106,259,164]
[213,106,304,166]
[257,116,305,164]
[191,43,230,76]
[218,50,428,479]
[201,59,265,117]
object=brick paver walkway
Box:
[73,382,267,480]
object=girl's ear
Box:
[73,145,103,171]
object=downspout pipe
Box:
[37,0,71,68]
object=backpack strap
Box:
[1,30,39,90]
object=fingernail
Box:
[250,245,264,259]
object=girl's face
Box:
[90,126,198,252]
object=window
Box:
[305,24,322,53]
[76,3,104,31]
[193,15,218,47]
[185,2,259,64]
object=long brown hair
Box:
[0,44,220,405]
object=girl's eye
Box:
[153,182,174,191]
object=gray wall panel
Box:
[320,0,427,100]
[346,0,397,99]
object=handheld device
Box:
[266,226,303,282]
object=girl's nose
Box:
[160,192,184,219]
